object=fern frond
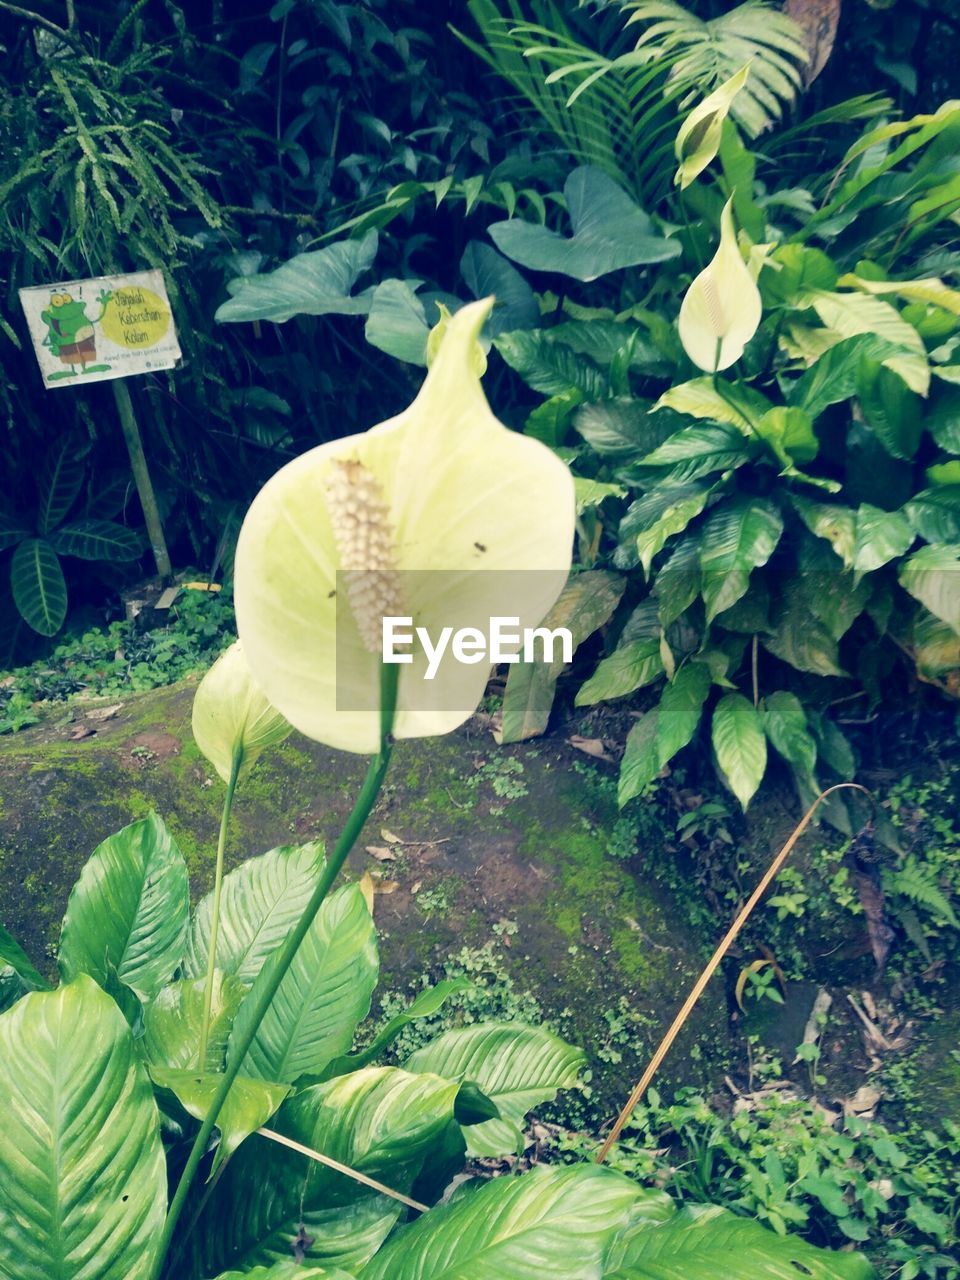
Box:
[888,855,959,928]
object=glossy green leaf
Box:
[928,386,960,453]
[211,1265,353,1280]
[761,691,817,773]
[58,813,189,1001]
[655,377,770,433]
[494,329,608,399]
[712,693,767,811]
[38,439,84,534]
[575,639,664,706]
[49,519,142,562]
[0,921,51,1012]
[216,231,378,324]
[500,571,624,743]
[405,1023,585,1158]
[786,333,903,420]
[366,1165,649,1279]
[753,407,818,467]
[792,498,856,569]
[899,544,960,634]
[805,290,929,395]
[656,661,712,767]
[618,707,661,807]
[11,537,67,635]
[488,166,679,282]
[903,487,960,544]
[192,1067,458,1276]
[636,489,712,577]
[606,1203,876,1279]
[764,591,845,678]
[573,399,669,457]
[460,241,538,335]
[364,278,430,365]
[639,424,752,484]
[327,978,473,1076]
[698,498,784,622]
[228,883,378,1084]
[151,1066,290,1177]
[654,537,702,627]
[0,976,166,1280]
[852,505,915,575]
[913,608,960,677]
[142,972,245,1072]
[856,359,923,459]
[182,841,325,986]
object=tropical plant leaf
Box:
[460,241,539,334]
[635,488,713,576]
[58,813,190,1002]
[488,166,679,281]
[898,544,960,634]
[10,537,68,635]
[0,921,51,1012]
[364,279,430,365]
[495,329,609,398]
[575,638,664,706]
[211,1265,354,1280]
[182,841,326,986]
[142,972,246,1073]
[656,660,712,766]
[928,386,960,453]
[618,706,661,806]
[760,690,817,773]
[655,377,769,433]
[698,498,784,622]
[788,333,906,420]
[361,1164,660,1280]
[404,1023,585,1157]
[638,423,753,485]
[573,398,671,457]
[804,290,929,395]
[37,438,84,534]
[712,693,767,810]
[606,1203,876,1278]
[0,976,166,1280]
[852,505,914,576]
[49,518,142,562]
[216,231,378,324]
[903,487,960,544]
[151,1066,290,1177]
[228,883,378,1084]
[856,360,923,460]
[327,978,473,1076]
[792,497,856,568]
[499,571,624,742]
[192,1067,458,1277]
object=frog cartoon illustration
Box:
[40,288,114,380]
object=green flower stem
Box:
[197,757,240,1069]
[152,662,399,1280]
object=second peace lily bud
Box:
[674,63,751,190]
[678,197,762,373]
[192,640,292,784]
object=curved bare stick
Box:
[596,783,869,1165]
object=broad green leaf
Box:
[49,519,142,562]
[193,1067,458,1276]
[928,386,960,452]
[856,360,923,459]
[636,489,712,577]
[837,273,960,316]
[764,595,844,678]
[655,376,770,433]
[903,486,960,543]
[575,639,663,706]
[698,498,784,622]
[495,329,608,398]
[852,505,915,575]
[488,166,679,282]
[499,571,624,743]
[788,333,906,420]
[550,318,668,377]
[606,1203,876,1279]
[573,399,669,457]
[460,241,539,335]
[899,544,960,634]
[656,662,711,767]
[712,693,767,811]
[364,279,429,365]
[754,406,818,467]
[327,978,473,1076]
[913,608,960,677]
[792,497,856,568]
[228,883,378,1084]
[927,461,960,485]
[405,1024,585,1158]
[761,691,817,773]
[59,813,189,1001]
[38,439,84,534]
[216,231,378,324]
[639,423,751,484]
[361,1164,654,1280]
[0,921,51,1012]
[619,707,661,807]
[183,841,326,986]
[0,976,166,1280]
[11,537,67,635]
[805,290,929,395]
[807,710,856,780]
[654,537,702,627]
[524,390,583,446]
[211,1266,353,1280]
[142,972,245,1073]
[151,1067,290,1177]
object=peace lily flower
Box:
[233,297,576,754]
[678,197,762,372]
[192,640,292,783]
[674,63,751,190]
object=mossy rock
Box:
[0,681,728,1114]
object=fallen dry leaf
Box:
[793,988,832,1063]
[69,725,95,741]
[365,845,398,862]
[86,703,123,722]
[380,828,402,844]
[843,1083,882,1118]
[359,872,376,916]
[567,735,617,763]
[784,0,840,86]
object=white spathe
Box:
[678,198,763,372]
[234,297,576,754]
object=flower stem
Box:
[152,663,399,1279]
[197,758,240,1070]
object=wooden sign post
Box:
[19,269,181,581]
